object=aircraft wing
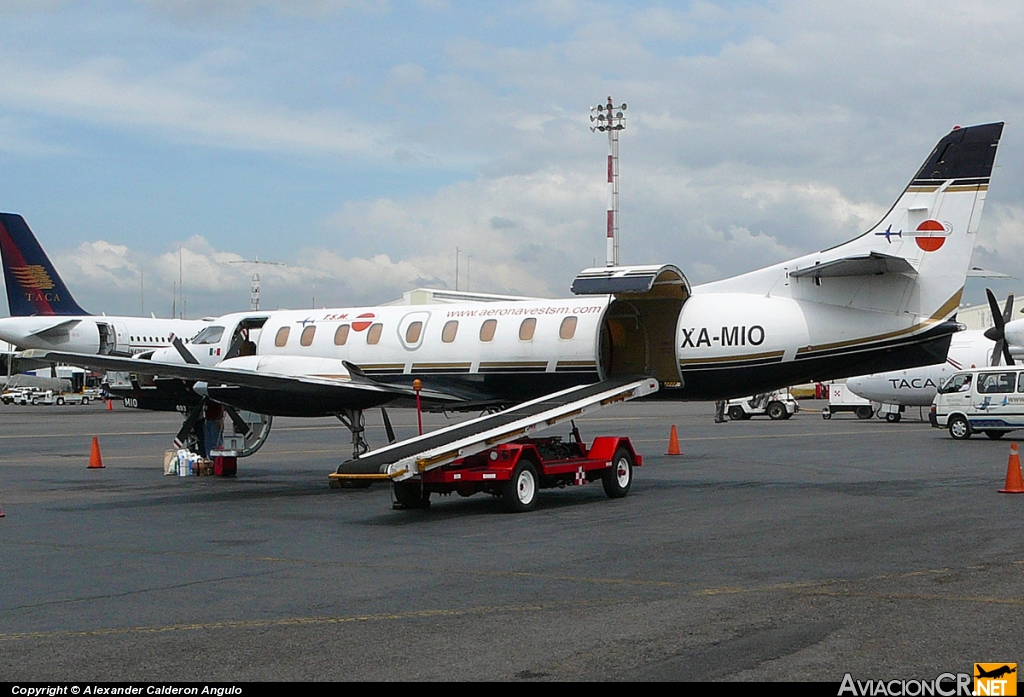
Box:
[21,349,462,413]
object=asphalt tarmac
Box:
[0,399,1022,681]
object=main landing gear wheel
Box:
[984,430,1006,440]
[767,401,786,420]
[503,461,539,513]
[885,412,901,423]
[602,447,633,499]
[948,415,972,440]
[856,406,874,420]
[393,480,431,509]
[727,406,745,421]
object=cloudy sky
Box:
[1,0,1023,318]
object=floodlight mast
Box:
[228,256,286,311]
[590,96,626,266]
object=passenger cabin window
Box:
[275,327,290,347]
[519,317,536,341]
[334,325,350,346]
[977,372,1015,394]
[406,321,423,344]
[480,319,497,342]
[559,316,578,340]
[300,326,316,347]
[442,320,458,343]
[367,323,383,345]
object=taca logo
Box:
[12,264,55,290]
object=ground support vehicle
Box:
[390,433,640,512]
[1,387,31,405]
[726,389,799,420]
[821,382,875,420]
[931,368,1024,440]
[29,389,56,405]
[57,392,91,405]
[874,401,905,423]
[329,377,658,513]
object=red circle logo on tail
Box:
[915,219,947,251]
[352,312,375,332]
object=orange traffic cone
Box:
[666,425,682,456]
[88,436,105,469]
[107,398,113,411]
[999,443,1024,494]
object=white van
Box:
[931,368,1024,440]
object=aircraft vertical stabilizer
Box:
[0,213,89,316]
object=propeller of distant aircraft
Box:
[984,288,1015,366]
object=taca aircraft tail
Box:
[0,213,89,316]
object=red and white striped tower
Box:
[590,96,627,266]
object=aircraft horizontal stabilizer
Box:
[788,253,917,279]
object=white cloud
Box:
[4,1,1024,316]
[0,54,390,157]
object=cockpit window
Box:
[191,326,224,345]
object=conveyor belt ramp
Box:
[330,376,659,482]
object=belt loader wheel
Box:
[503,461,539,513]
[393,480,431,509]
[602,447,633,499]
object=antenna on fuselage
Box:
[590,96,627,266]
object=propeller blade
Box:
[172,337,200,365]
[174,400,207,447]
[993,338,1006,366]
[381,407,396,444]
[223,404,252,438]
[987,288,1006,334]
[1005,294,1016,366]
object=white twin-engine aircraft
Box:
[28,122,1004,456]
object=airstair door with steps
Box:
[331,376,658,481]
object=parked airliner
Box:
[847,290,1023,416]
[28,122,1006,457]
[0,213,209,356]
